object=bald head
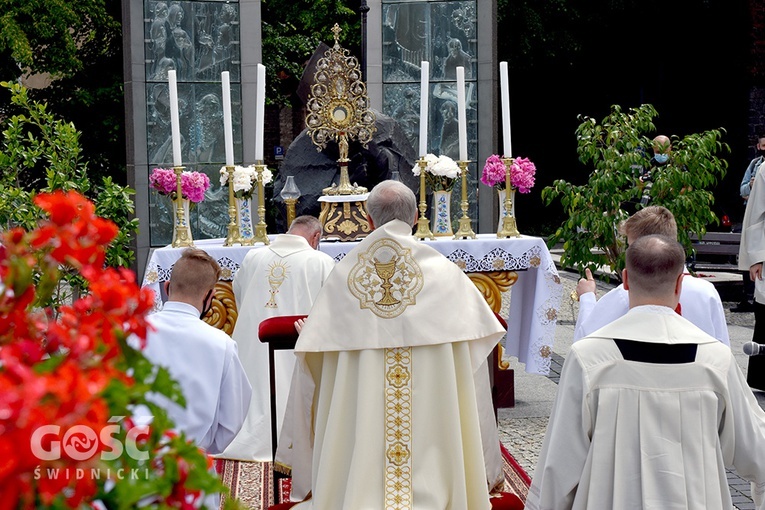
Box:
[288,215,323,249]
[624,235,685,307]
[366,180,417,228]
[652,135,671,155]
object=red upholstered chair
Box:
[258,315,307,506]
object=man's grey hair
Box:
[288,215,322,236]
[366,180,417,227]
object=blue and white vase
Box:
[236,197,254,242]
[431,190,453,237]
[497,188,516,231]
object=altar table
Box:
[141,234,562,375]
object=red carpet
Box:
[219,444,531,509]
[500,443,531,503]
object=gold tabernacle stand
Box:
[306,24,376,241]
[172,166,193,248]
[414,157,434,240]
[223,165,241,246]
[453,160,476,239]
[252,162,270,245]
[497,157,520,238]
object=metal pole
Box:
[360,0,369,82]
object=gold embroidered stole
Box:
[384,347,412,509]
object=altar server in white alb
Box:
[142,248,252,454]
[217,216,335,470]
[573,205,729,345]
[286,180,507,509]
[527,235,765,510]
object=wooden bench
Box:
[688,232,741,273]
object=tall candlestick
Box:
[499,61,512,158]
[255,63,266,162]
[168,70,182,167]
[221,71,235,167]
[456,66,468,161]
[419,61,430,157]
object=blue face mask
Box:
[654,153,669,164]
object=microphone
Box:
[743,342,765,356]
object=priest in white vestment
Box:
[527,235,765,510]
[286,180,507,509]
[574,206,729,345]
[739,159,765,391]
[141,248,252,454]
[217,216,335,468]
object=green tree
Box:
[0,0,116,80]
[0,81,138,303]
[262,0,360,106]
[542,104,728,279]
[0,0,125,186]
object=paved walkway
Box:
[497,267,764,509]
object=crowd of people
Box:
[141,157,765,509]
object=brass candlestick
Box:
[453,160,476,239]
[497,157,520,238]
[251,162,270,245]
[414,157,434,240]
[223,165,241,246]
[171,166,193,247]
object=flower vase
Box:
[172,197,193,245]
[497,188,516,231]
[431,190,454,236]
[236,197,254,242]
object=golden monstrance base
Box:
[318,196,371,241]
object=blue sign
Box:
[274,146,285,160]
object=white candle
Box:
[419,61,430,157]
[255,63,266,162]
[221,72,235,167]
[456,66,468,161]
[499,61,512,158]
[168,70,182,167]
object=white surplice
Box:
[573,272,729,345]
[141,301,252,455]
[287,220,507,509]
[740,160,765,304]
[527,306,765,510]
[218,234,335,462]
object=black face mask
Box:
[758,149,765,158]
[200,289,214,320]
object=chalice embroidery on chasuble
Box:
[348,238,423,318]
[265,260,290,308]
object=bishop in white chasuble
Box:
[287,215,507,509]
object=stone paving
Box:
[497,266,762,509]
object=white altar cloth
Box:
[141,234,562,374]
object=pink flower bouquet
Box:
[150,167,211,203]
[481,155,536,194]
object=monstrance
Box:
[306,24,376,241]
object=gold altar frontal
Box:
[317,195,371,241]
